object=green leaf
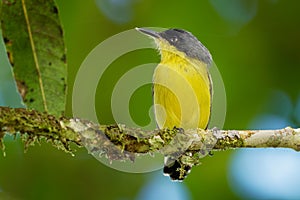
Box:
[0,0,67,117]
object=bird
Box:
[136,27,213,181]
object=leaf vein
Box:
[21,0,48,112]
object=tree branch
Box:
[0,106,82,154]
[1,106,299,161]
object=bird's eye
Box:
[170,37,178,43]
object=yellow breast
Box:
[153,49,211,130]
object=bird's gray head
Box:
[136,28,212,65]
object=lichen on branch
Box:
[1,106,300,162]
[0,106,81,154]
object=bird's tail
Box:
[163,148,205,181]
[163,156,192,181]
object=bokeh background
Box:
[1,0,300,199]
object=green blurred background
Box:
[1,0,300,199]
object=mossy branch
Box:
[0,106,82,154]
[1,106,300,159]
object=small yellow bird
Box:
[136,28,213,180]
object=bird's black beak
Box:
[136,27,160,38]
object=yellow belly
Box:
[153,58,211,130]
